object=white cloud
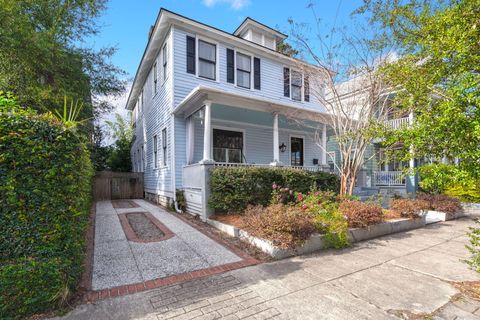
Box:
[202,0,250,10]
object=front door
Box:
[290,137,304,166]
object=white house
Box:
[126,9,341,219]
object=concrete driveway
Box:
[54,217,480,320]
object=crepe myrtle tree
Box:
[283,7,397,195]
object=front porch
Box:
[174,86,332,218]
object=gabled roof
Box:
[125,8,325,111]
[233,17,287,42]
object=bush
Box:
[339,200,384,228]
[419,163,480,202]
[209,166,340,213]
[417,193,461,214]
[389,198,429,218]
[467,220,480,273]
[0,95,93,319]
[242,204,316,249]
[296,191,349,248]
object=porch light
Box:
[279,143,287,153]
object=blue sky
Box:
[89,0,364,79]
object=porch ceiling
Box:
[172,85,334,124]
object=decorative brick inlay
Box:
[112,199,140,209]
[149,274,282,320]
[118,211,174,243]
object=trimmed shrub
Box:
[209,166,339,213]
[417,193,461,214]
[389,198,429,219]
[0,95,93,319]
[242,204,316,249]
[339,200,384,228]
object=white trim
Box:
[196,35,220,83]
[211,125,246,163]
[289,134,305,166]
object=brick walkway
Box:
[55,217,480,320]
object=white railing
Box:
[373,171,405,186]
[386,117,410,130]
[213,162,328,172]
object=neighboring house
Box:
[126,9,332,219]
[327,75,418,196]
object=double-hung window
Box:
[162,43,168,81]
[213,129,243,163]
[162,128,167,166]
[291,70,302,101]
[236,53,251,89]
[153,135,158,169]
[198,40,216,80]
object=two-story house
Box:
[126,9,332,219]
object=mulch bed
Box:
[165,208,272,263]
[210,213,245,229]
[127,212,165,240]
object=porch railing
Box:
[386,117,410,130]
[373,171,405,186]
[213,162,328,172]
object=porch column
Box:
[200,100,214,164]
[406,111,418,193]
[321,124,327,165]
[270,112,281,166]
[186,116,194,164]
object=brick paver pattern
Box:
[149,274,282,320]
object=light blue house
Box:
[126,9,411,219]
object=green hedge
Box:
[0,95,93,319]
[209,166,340,213]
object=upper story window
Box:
[162,43,168,81]
[162,128,167,166]
[283,68,310,102]
[153,135,158,168]
[236,53,251,89]
[198,40,216,80]
[291,70,302,101]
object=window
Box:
[139,89,144,113]
[186,36,196,74]
[137,149,141,171]
[153,135,158,168]
[162,128,167,166]
[198,40,216,80]
[141,145,145,171]
[162,43,168,81]
[213,129,243,163]
[290,137,304,166]
[291,70,302,101]
[236,52,251,89]
[327,151,336,172]
[153,62,158,95]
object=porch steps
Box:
[353,187,380,201]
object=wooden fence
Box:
[93,171,144,200]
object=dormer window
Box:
[233,17,287,50]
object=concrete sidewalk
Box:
[55,218,480,320]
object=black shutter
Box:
[253,57,261,90]
[226,48,234,83]
[304,75,310,102]
[186,36,196,74]
[283,67,290,97]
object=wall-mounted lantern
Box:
[279,143,287,153]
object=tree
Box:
[0,0,125,121]
[285,5,395,195]
[276,41,299,58]
[105,113,133,172]
[357,0,480,177]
